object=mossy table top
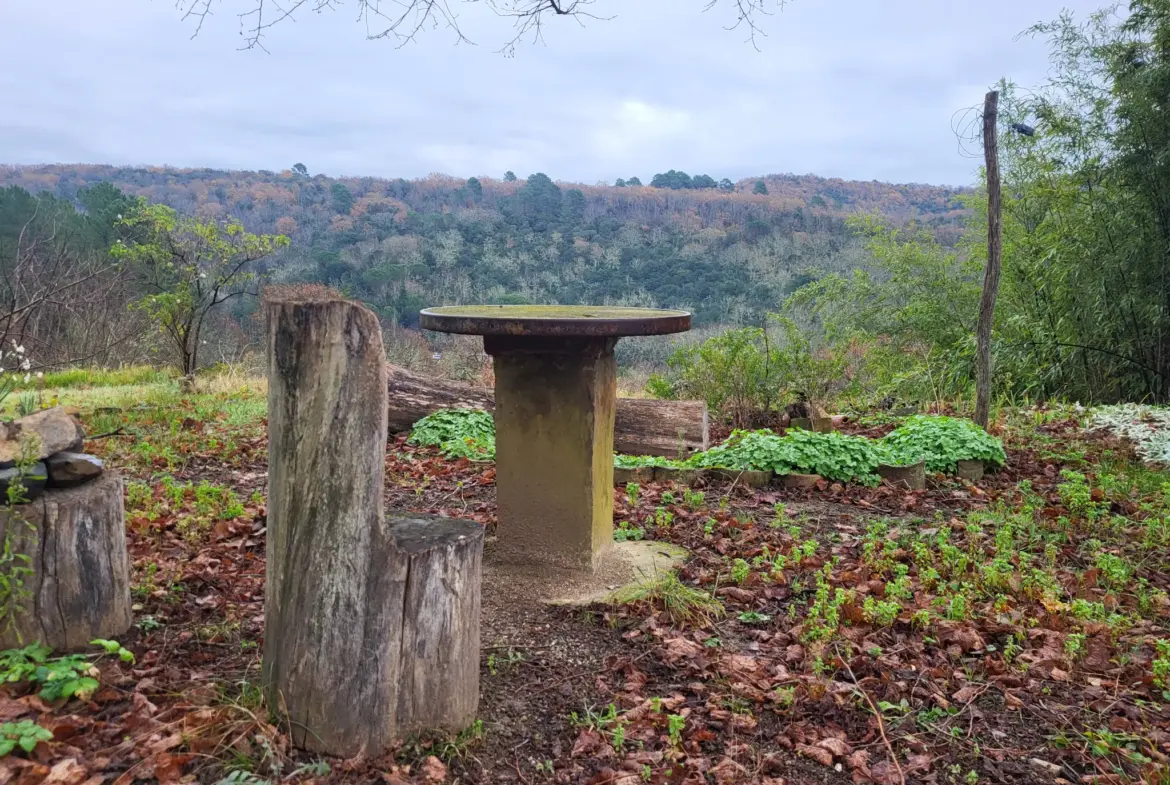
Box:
[419,305,691,338]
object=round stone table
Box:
[420,306,691,572]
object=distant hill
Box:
[0,164,970,327]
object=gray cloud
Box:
[0,0,1104,186]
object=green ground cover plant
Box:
[882,415,1007,473]
[408,408,496,461]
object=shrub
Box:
[882,415,1006,473]
[651,327,781,428]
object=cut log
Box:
[876,462,926,491]
[388,513,483,735]
[386,363,708,457]
[265,296,483,757]
[615,398,709,458]
[0,473,131,651]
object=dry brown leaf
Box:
[41,759,87,785]
[420,755,447,783]
[571,728,605,758]
[817,737,852,758]
[952,685,982,704]
[796,743,834,767]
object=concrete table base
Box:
[486,335,617,571]
[420,305,691,574]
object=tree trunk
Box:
[386,363,708,457]
[975,90,1002,430]
[265,296,483,756]
[0,474,131,651]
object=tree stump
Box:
[265,294,483,757]
[388,514,483,735]
[0,474,130,651]
[876,462,926,490]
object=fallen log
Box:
[386,363,709,457]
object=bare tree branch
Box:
[174,0,790,51]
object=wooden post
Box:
[265,294,483,756]
[975,89,1002,430]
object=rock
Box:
[877,461,926,490]
[652,466,700,484]
[810,416,834,433]
[46,453,104,488]
[788,417,812,431]
[0,462,48,502]
[704,468,773,488]
[781,473,821,489]
[613,466,654,486]
[0,407,84,466]
[956,459,985,482]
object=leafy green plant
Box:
[408,408,496,460]
[689,428,885,484]
[882,416,1006,474]
[614,520,645,542]
[625,482,640,506]
[0,641,114,702]
[614,454,682,470]
[92,638,136,664]
[0,720,52,756]
[862,597,901,627]
[1152,639,1170,691]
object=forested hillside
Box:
[0,164,968,328]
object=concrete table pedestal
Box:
[420,306,691,573]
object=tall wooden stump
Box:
[265,295,482,757]
[0,474,130,651]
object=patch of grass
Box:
[609,571,724,627]
[28,365,174,390]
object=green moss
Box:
[422,305,689,319]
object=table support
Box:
[485,336,617,572]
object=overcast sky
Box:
[0,0,1103,187]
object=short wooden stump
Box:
[0,474,131,651]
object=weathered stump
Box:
[956,459,985,482]
[265,295,483,756]
[0,474,130,651]
[877,462,926,490]
[388,514,483,735]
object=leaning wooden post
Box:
[975,89,1002,430]
[264,292,482,756]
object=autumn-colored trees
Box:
[0,163,967,336]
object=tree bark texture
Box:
[388,513,483,734]
[975,90,1002,430]
[386,363,708,457]
[0,474,131,651]
[265,296,483,756]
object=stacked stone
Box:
[0,407,103,501]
